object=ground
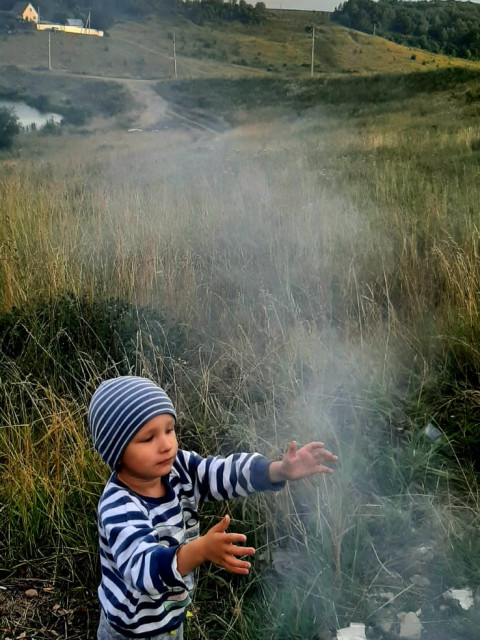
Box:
[0,582,98,640]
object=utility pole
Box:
[48,31,52,70]
[173,32,178,78]
[310,26,315,77]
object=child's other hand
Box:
[270,441,338,482]
[201,515,255,575]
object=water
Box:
[0,100,62,128]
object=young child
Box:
[88,376,338,640]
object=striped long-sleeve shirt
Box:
[97,449,285,637]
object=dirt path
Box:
[27,67,217,131]
[36,68,168,128]
[118,78,170,129]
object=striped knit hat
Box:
[88,376,176,470]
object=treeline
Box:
[181,0,267,25]
[0,0,267,31]
[332,0,480,60]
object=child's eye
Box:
[142,435,154,443]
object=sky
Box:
[263,0,480,13]
[264,0,341,10]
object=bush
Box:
[61,105,90,125]
[0,9,17,33]
[0,106,20,149]
[41,117,61,135]
[0,294,188,397]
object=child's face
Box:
[119,413,178,481]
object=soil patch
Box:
[0,581,98,640]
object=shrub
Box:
[40,117,61,135]
[61,105,90,125]
[0,294,188,397]
[0,106,20,149]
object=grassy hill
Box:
[2,9,480,130]
[1,10,480,84]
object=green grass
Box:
[154,67,480,126]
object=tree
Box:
[331,0,480,60]
[89,5,115,30]
[0,10,18,33]
[0,107,20,150]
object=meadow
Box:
[2,13,480,639]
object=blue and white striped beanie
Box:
[88,376,176,470]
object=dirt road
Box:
[29,67,217,132]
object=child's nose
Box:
[157,436,170,452]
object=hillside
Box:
[332,0,480,60]
[1,10,480,84]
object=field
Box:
[2,8,480,640]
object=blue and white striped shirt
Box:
[97,449,285,637]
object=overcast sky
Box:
[264,0,340,10]
[263,0,480,13]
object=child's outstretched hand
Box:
[176,515,255,577]
[269,441,338,483]
[200,514,255,575]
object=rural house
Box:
[11,2,39,22]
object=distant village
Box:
[12,1,104,36]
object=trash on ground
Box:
[424,422,443,442]
[336,622,367,639]
[397,611,422,639]
[443,588,474,610]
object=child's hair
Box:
[88,376,176,469]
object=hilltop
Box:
[2,10,480,80]
[332,0,480,60]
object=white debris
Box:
[337,622,367,639]
[444,588,474,610]
[414,545,434,562]
[397,611,423,640]
[424,422,442,442]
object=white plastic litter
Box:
[444,588,474,610]
[336,622,367,640]
[398,611,423,639]
[424,422,442,442]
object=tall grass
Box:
[2,79,480,637]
